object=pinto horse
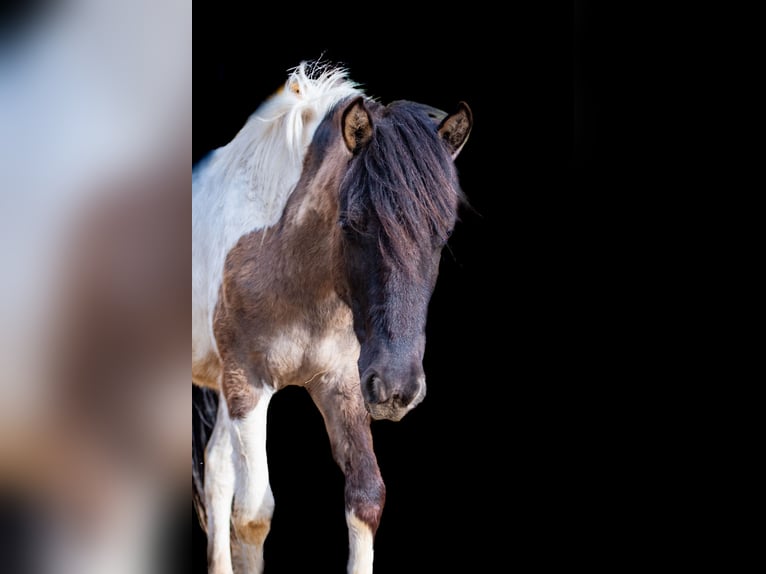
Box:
[192,61,472,573]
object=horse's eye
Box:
[339,215,368,234]
[446,229,454,238]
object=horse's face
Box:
[338,202,447,421]
[336,97,472,421]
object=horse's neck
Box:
[274,185,340,294]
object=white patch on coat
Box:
[346,510,374,574]
[230,386,274,574]
[204,396,236,574]
[266,328,311,383]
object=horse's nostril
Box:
[363,370,385,404]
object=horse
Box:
[192,60,473,574]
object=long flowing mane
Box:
[341,101,468,272]
[194,61,362,224]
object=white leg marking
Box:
[230,387,274,574]
[205,397,235,574]
[346,511,374,574]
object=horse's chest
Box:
[261,320,358,389]
[218,262,357,388]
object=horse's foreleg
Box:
[307,377,385,574]
[204,395,235,574]
[224,370,274,574]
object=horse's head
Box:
[333,96,472,421]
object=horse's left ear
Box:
[342,96,374,154]
[438,102,473,159]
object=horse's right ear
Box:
[342,97,373,153]
[438,101,473,159]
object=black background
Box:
[191,3,645,572]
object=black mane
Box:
[340,100,466,273]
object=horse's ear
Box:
[438,101,473,159]
[342,97,373,154]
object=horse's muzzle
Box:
[361,370,426,421]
